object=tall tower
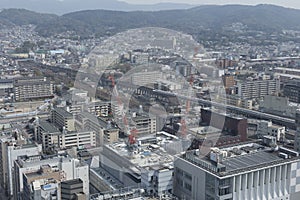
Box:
[294,110,300,152]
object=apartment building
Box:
[236,79,280,99]
[13,77,54,102]
[51,107,75,131]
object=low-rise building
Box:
[257,120,285,141]
[14,154,89,199]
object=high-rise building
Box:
[35,118,96,151]
[0,79,14,102]
[295,110,300,153]
[131,113,157,136]
[35,119,61,152]
[51,107,75,131]
[284,80,300,104]
[0,137,42,198]
[174,142,300,200]
[60,130,96,149]
[75,111,119,146]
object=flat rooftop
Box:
[53,107,73,118]
[222,150,282,172]
[39,120,60,133]
[105,133,179,169]
[183,142,300,177]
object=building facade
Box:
[13,77,54,102]
[174,143,300,200]
[236,79,280,99]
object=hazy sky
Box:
[123,0,299,9]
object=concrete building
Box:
[130,71,162,86]
[0,79,14,102]
[13,77,54,102]
[61,179,85,200]
[284,80,300,104]
[35,119,60,152]
[131,113,157,136]
[60,130,96,149]
[96,134,176,197]
[141,166,173,196]
[260,95,299,118]
[22,166,62,200]
[24,178,60,200]
[35,118,96,151]
[257,120,285,141]
[217,94,253,109]
[222,74,235,89]
[0,137,42,198]
[75,112,119,146]
[66,99,111,117]
[174,142,300,200]
[14,154,89,199]
[51,107,75,131]
[236,79,280,99]
[131,51,149,64]
[201,108,248,142]
[295,110,300,153]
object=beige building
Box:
[51,107,75,131]
[75,112,119,146]
[60,130,96,149]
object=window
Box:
[185,183,192,191]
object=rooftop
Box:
[182,142,300,177]
[105,133,179,169]
[53,107,73,118]
[39,120,60,133]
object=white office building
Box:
[14,154,89,199]
[0,137,42,198]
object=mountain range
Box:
[1,4,300,38]
[0,0,196,15]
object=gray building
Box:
[61,179,85,200]
[284,80,300,104]
[174,142,300,200]
[51,107,75,131]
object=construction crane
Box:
[108,74,139,148]
[128,128,138,145]
[180,47,198,139]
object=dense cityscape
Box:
[1,1,300,200]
